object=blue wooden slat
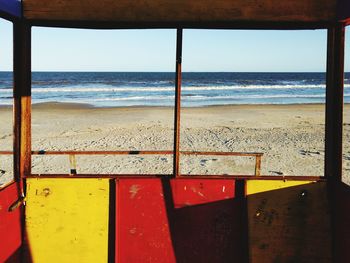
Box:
[0,0,21,18]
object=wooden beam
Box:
[173,29,182,177]
[13,22,31,194]
[23,0,336,24]
[325,23,345,182]
[325,23,345,263]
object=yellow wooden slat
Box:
[247,179,315,195]
[25,178,109,263]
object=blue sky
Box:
[0,19,349,72]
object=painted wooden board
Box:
[116,178,246,263]
[333,182,350,262]
[0,182,22,263]
[25,178,109,263]
[23,0,336,23]
[0,0,21,18]
[247,180,332,263]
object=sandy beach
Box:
[1,103,350,186]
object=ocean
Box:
[0,72,349,107]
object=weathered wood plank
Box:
[173,29,182,177]
[13,23,31,191]
[325,24,345,181]
[247,181,332,263]
[23,0,336,23]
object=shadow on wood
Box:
[116,178,246,263]
[247,181,332,263]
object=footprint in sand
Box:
[269,170,283,175]
[200,158,218,166]
[299,150,321,156]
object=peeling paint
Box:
[197,191,204,197]
[129,227,137,235]
[129,184,141,199]
[190,186,205,197]
[41,188,51,197]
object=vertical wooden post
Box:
[325,23,345,263]
[173,28,183,177]
[325,24,345,182]
[13,22,31,195]
[254,155,261,176]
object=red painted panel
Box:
[116,178,245,263]
[0,183,22,263]
[116,179,176,263]
[171,179,235,208]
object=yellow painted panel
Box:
[247,179,315,195]
[25,178,109,263]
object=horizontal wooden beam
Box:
[23,0,336,25]
[0,150,263,157]
[26,174,326,181]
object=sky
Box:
[0,19,349,72]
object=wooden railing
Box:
[0,150,263,176]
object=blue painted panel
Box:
[0,0,21,18]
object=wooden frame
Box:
[22,0,336,24]
[0,1,347,262]
[4,21,346,183]
[13,22,31,196]
[325,24,345,182]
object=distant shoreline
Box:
[1,101,350,110]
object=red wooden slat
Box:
[0,183,22,263]
[116,178,246,262]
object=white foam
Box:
[93,95,174,101]
[1,84,350,94]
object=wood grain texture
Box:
[247,181,332,263]
[13,23,31,190]
[23,0,336,23]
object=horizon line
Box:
[0,70,345,73]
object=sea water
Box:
[0,72,349,107]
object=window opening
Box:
[180,29,327,176]
[31,28,176,175]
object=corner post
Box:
[325,23,345,182]
[173,28,183,177]
[325,23,345,263]
[13,22,31,195]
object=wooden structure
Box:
[0,0,349,262]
